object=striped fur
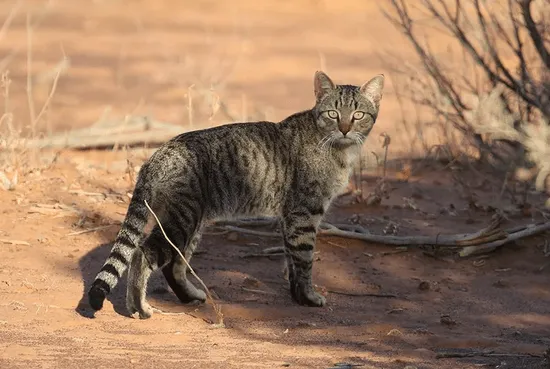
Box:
[88,71,385,318]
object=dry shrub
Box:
[382,0,550,202]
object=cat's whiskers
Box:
[327,134,337,155]
[355,132,366,145]
[319,133,336,157]
[317,134,332,150]
[329,133,339,156]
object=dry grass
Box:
[0,1,68,178]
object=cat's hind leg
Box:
[162,232,206,304]
[126,227,167,319]
[126,223,199,319]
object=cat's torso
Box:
[146,111,358,221]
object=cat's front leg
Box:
[282,207,326,307]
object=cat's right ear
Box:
[314,71,335,102]
[360,74,385,109]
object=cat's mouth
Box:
[335,135,361,147]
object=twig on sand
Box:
[67,225,116,236]
[327,290,398,298]
[220,225,280,238]
[240,246,286,258]
[435,349,543,359]
[144,200,224,327]
[241,252,285,259]
[241,287,277,295]
[0,239,30,246]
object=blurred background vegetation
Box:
[0,0,548,200]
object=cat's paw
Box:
[191,288,207,303]
[127,298,153,319]
[174,283,207,304]
[167,278,207,305]
[291,284,327,307]
[137,302,153,319]
[176,290,207,305]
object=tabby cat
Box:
[88,71,385,319]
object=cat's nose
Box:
[339,122,352,136]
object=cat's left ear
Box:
[314,71,335,102]
[360,74,385,108]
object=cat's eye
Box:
[326,110,339,119]
[352,111,365,120]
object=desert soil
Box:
[1,1,549,368]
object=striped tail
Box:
[88,185,151,311]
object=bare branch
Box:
[382,0,471,127]
[518,0,550,70]
[473,0,528,102]
[427,0,546,116]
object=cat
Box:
[88,71,384,319]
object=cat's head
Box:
[313,71,384,148]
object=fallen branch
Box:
[318,216,506,246]
[210,216,550,257]
[11,116,187,150]
[459,221,550,257]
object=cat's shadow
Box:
[76,242,179,319]
[75,241,126,318]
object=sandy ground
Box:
[1,1,550,368]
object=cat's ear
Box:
[360,74,385,108]
[314,71,335,102]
